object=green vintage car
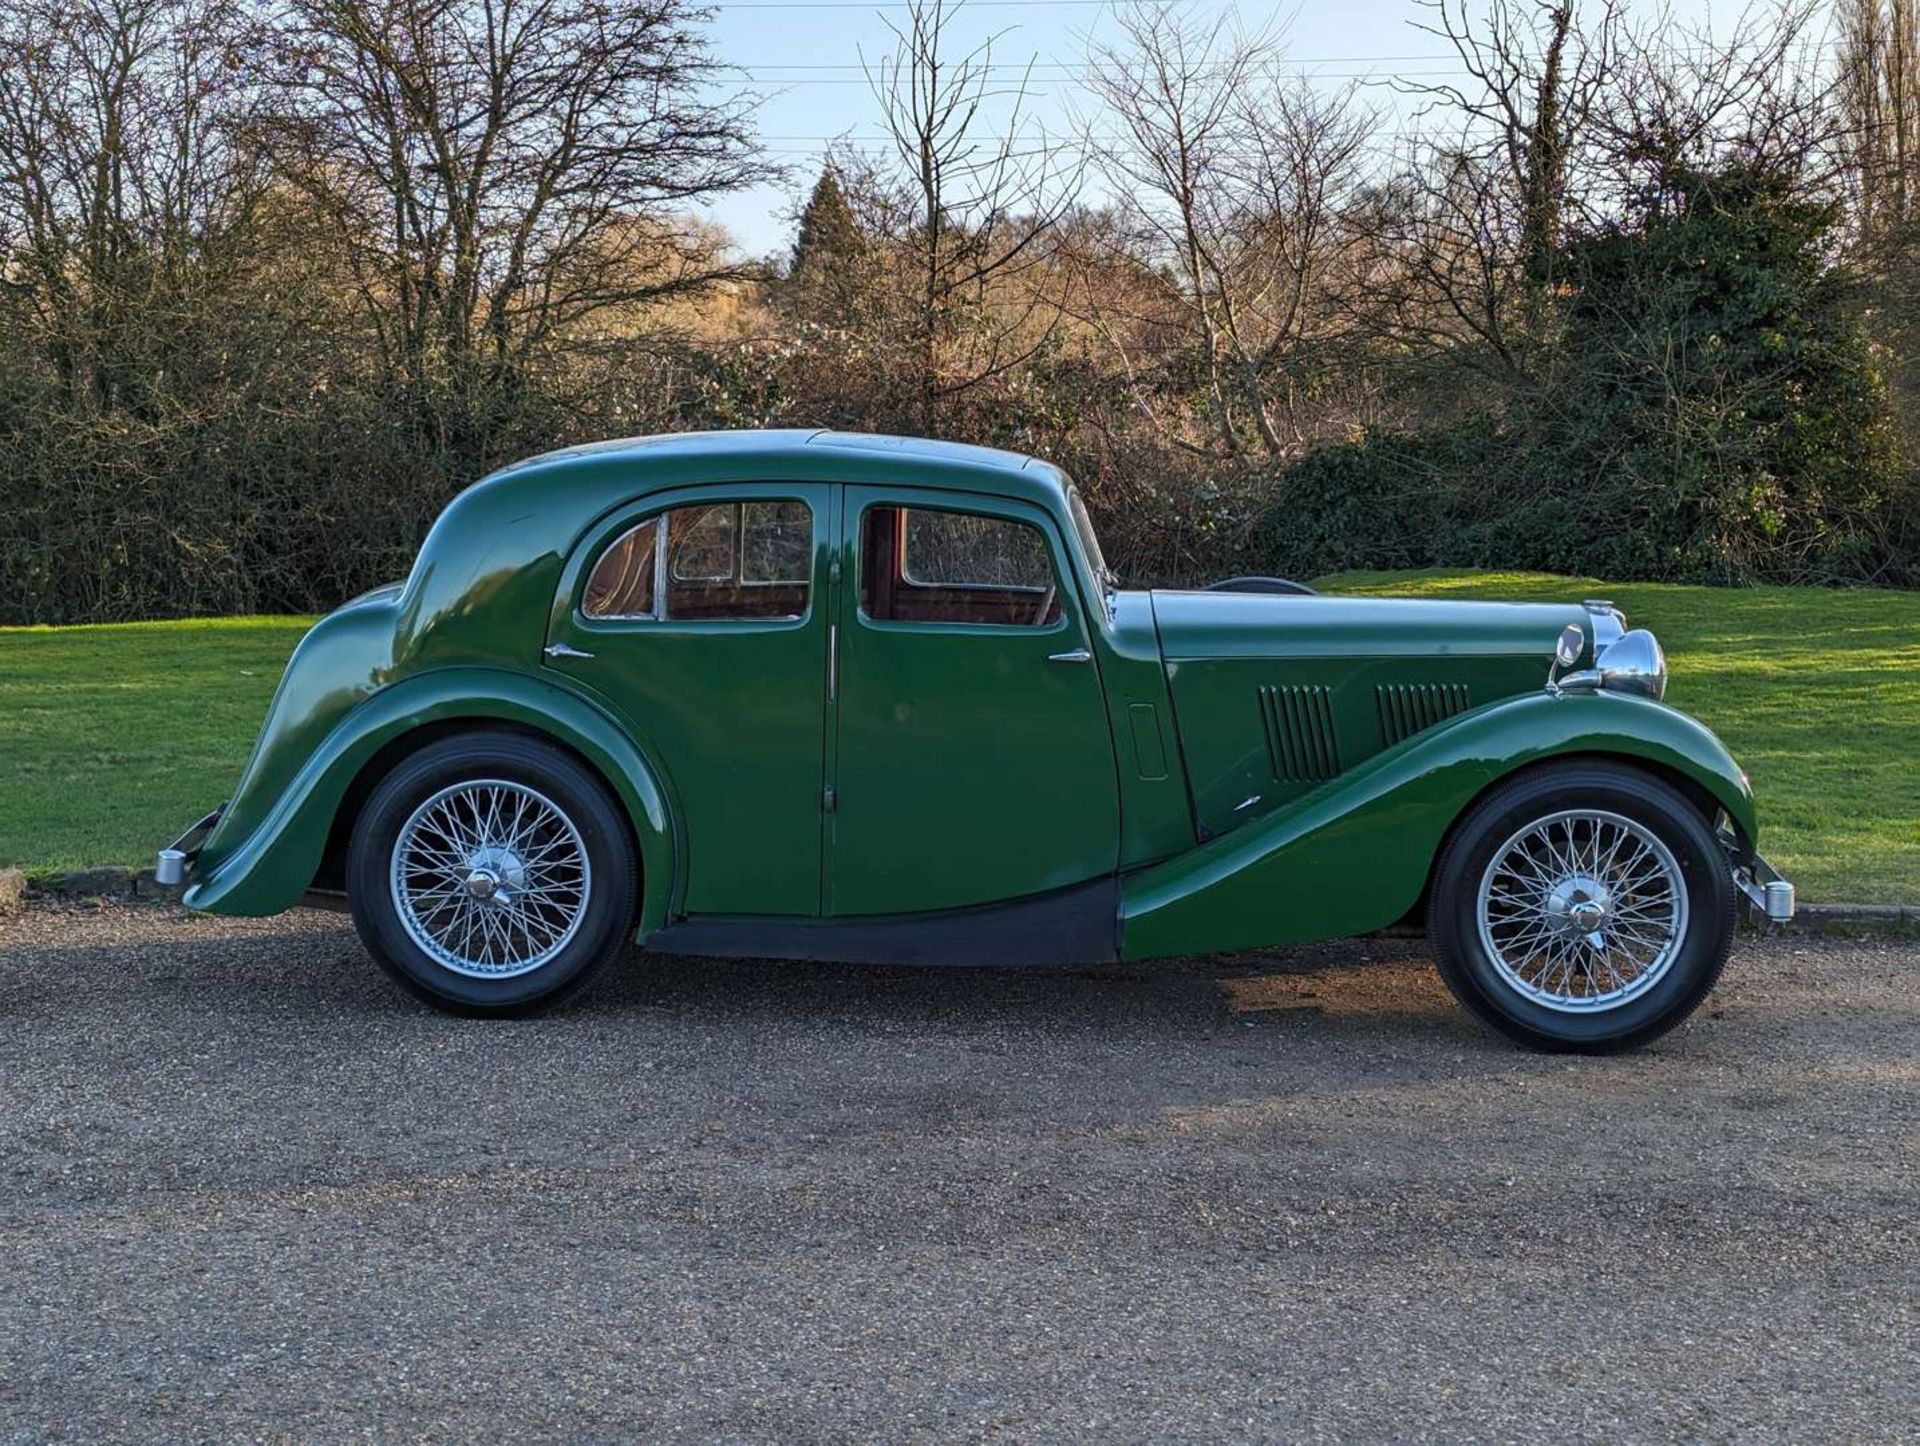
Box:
[158,430,1794,1049]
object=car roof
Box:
[482,428,1070,506]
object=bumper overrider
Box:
[153,805,225,888]
[1733,853,1797,924]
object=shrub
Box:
[1255,165,1919,588]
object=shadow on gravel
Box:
[0,900,1505,1060]
[11,903,1909,1078]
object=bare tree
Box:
[1226,79,1375,449]
[0,0,271,411]
[864,0,1076,434]
[1841,0,1920,231]
[1369,0,1621,384]
[1836,1,1920,457]
[268,0,766,454]
[1411,0,1615,321]
[1594,2,1836,206]
[1082,7,1372,456]
[1082,8,1255,453]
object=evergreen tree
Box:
[789,168,865,278]
[782,168,871,326]
[1542,165,1906,581]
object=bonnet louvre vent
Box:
[1258,685,1340,782]
[1377,682,1472,745]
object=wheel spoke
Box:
[390,780,592,979]
[1475,807,1689,1014]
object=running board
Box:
[644,877,1122,967]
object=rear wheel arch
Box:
[312,715,668,929]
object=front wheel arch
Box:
[1423,757,1737,1051]
[1412,750,1739,927]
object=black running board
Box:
[643,877,1122,968]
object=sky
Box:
[694,0,1766,261]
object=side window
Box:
[860,505,1062,627]
[582,521,657,619]
[583,499,812,622]
[669,505,736,583]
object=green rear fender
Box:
[183,667,677,934]
[1119,690,1756,961]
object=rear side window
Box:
[583,522,657,618]
[860,505,1061,627]
[584,499,812,621]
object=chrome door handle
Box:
[1047,648,1092,664]
[544,642,595,660]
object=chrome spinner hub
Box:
[1546,875,1611,939]
[462,845,527,905]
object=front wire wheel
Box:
[1476,809,1688,1014]
[1428,763,1735,1053]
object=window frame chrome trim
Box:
[580,496,816,625]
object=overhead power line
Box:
[720,69,1470,83]
[708,0,1238,7]
[723,55,1462,67]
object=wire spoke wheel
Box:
[390,779,592,979]
[1475,808,1688,1014]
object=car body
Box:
[160,429,1794,1048]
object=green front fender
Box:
[1119,690,1755,961]
[183,667,677,935]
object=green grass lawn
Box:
[0,617,315,877]
[1,572,1915,901]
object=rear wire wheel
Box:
[347,732,637,1015]
[1427,762,1735,1053]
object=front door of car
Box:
[545,482,830,916]
[826,486,1120,916]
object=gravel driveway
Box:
[1,903,1915,1442]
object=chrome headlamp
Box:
[1548,601,1669,701]
[1585,628,1667,699]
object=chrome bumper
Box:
[1733,854,1796,923]
[154,806,224,888]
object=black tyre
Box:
[1426,761,1735,1053]
[347,731,638,1016]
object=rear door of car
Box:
[543,482,831,916]
[824,486,1121,916]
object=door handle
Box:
[1047,648,1092,665]
[544,642,595,660]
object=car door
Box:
[827,486,1120,917]
[544,482,829,916]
